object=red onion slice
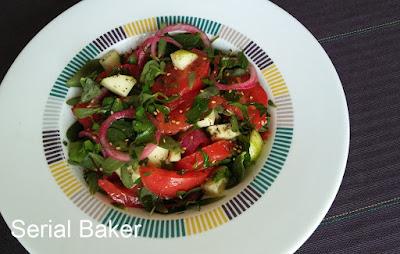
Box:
[215,64,258,90]
[180,129,210,156]
[156,24,211,47]
[99,108,135,162]
[139,143,158,160]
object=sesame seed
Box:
[110,111,114,114]
[176,121,181,124]
[211,100,216,104]
[179,110,183,114]
[171,120,176,123]
[249,96,253,99]
[116,147,121,150]
[166,72,171,76]
[202,57,207,60]
[153,111,158,115]
[228,90,232,93]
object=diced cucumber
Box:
[202,167,229,196]
[115,165,140,183]
[207,124,240,140]
[100,74,136,97]
[100,50,120,71]
[147,146,169,166]
[168,150,181,162]
[196,110,217,128]
[249,130,263,161]
[170,49,198,70]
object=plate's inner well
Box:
[42,16,293,238]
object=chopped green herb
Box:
[84,171,99,194]
[188,72,196,89]
[102,158,125,174]
[67,60,102,87]
[157,38,167,58]
[80,77,102,103]
[66,96,81,106]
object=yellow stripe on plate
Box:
[49,160,66,170]
[217,207,228,223]
[64,181,82,197]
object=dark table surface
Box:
[1,1,400,253]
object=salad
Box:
[65,24,273,214]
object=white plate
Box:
[0,0,349,253]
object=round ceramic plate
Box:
[0,0,349,253]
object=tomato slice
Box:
[176,140,234,171]
[154,106,192,135]
[98,179,142,208]
[140,166,212,198]
[248,105,268,130]
[152,51,210,106]
[240,82,268,105]
[209,96,244,119]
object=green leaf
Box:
[212,166,230,182]
[154,104,170,115]
[111,98,124,112]
[230,115,239,132]
[120,165,134,188]
[186,87,219,123]
[102,158,125,174]
[73,107,105,119]
[66,121,84,142]
[83,140,95,151]
[158,136,182,152]
[89,153,104,168]
[170,33,203,49]
[157,38,167,58]
[188,72,196,89]
[251,102,269,116]
[84,171,99,194]
[231,152,250,184]
[80,78,102,103]
[68,141,88,164]
[66,96,81,106]
[134,127,155,144]
[200,149,211,167]
[139,187,159,212]
[268,99,276,107]
[67,60,103,87]
[219,51,249,71]
[140,60,165,87]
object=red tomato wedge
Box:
[154,106,192,135]
[241,82,269,105]
[152,51,210,109]
[140,166,212,198]
[98,179,142,208]
[176,140,234,171]
[209,96,244,119]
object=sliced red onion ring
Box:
[156,24,211,47]
[180,129,210,156]
[215,64,258,90]
[136,36,160,68]
[79,130,99,143]
[99,108,135,162]
[140,143,158,160]
[150,36,182,59]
